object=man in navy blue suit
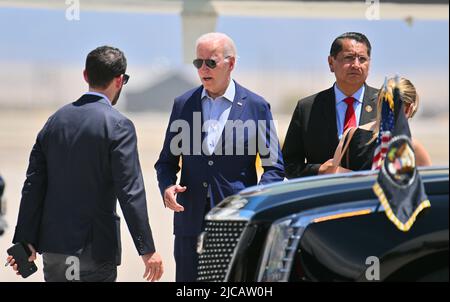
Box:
[7,46,163,282]
[155,32,285,282]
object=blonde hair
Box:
[371,77,419,142]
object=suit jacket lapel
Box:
[322,86,339,144]
[192,87,207,146]
[227,81,247,121]
[360,84,378,125]
[192,86,204,120]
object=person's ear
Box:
[228,56,236,71]
[404,103,413,118]
[83,70,89,83]
[328,56,334,73]
[115,76,122,88]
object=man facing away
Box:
[7,46,163,282]
[282,32,378,178]
[155,32,285,282]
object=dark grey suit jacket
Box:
[13,94,155,265]
[282,84,378,178]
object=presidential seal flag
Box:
[372,76,430,232]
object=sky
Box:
[0,6,448,116]
[0,6,448,76]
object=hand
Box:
[318,159,335,175]
[6,244,36,276]
[318,159,353,175]
[163,185,186,212]
[141,252,163,282]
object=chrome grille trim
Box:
[197,220,248,281]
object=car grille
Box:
[197,220,248,281]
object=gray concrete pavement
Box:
[0,109,448,281]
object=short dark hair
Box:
[329,32,372,58]
[85,46,127,88]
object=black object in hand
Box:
[6,242,37,278]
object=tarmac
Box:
[0,109,448,282]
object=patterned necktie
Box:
[343,97,357,132]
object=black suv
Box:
[0,175,6,236]
[197,167,449,282]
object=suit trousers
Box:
[174,200,211,282]
[42,244,117,282]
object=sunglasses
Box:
[192,56,231,70]
[122,74,130,85]
[193,58,218,69]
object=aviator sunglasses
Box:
[192,56,230,69]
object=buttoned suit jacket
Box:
[155,81,285,236]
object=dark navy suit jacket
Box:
[155,81,285,237]
[13,94,155,265]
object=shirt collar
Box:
[201,79,235,103]
[334,83,365,105]
[84,91,112,106]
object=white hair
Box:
[195,32,237,58]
